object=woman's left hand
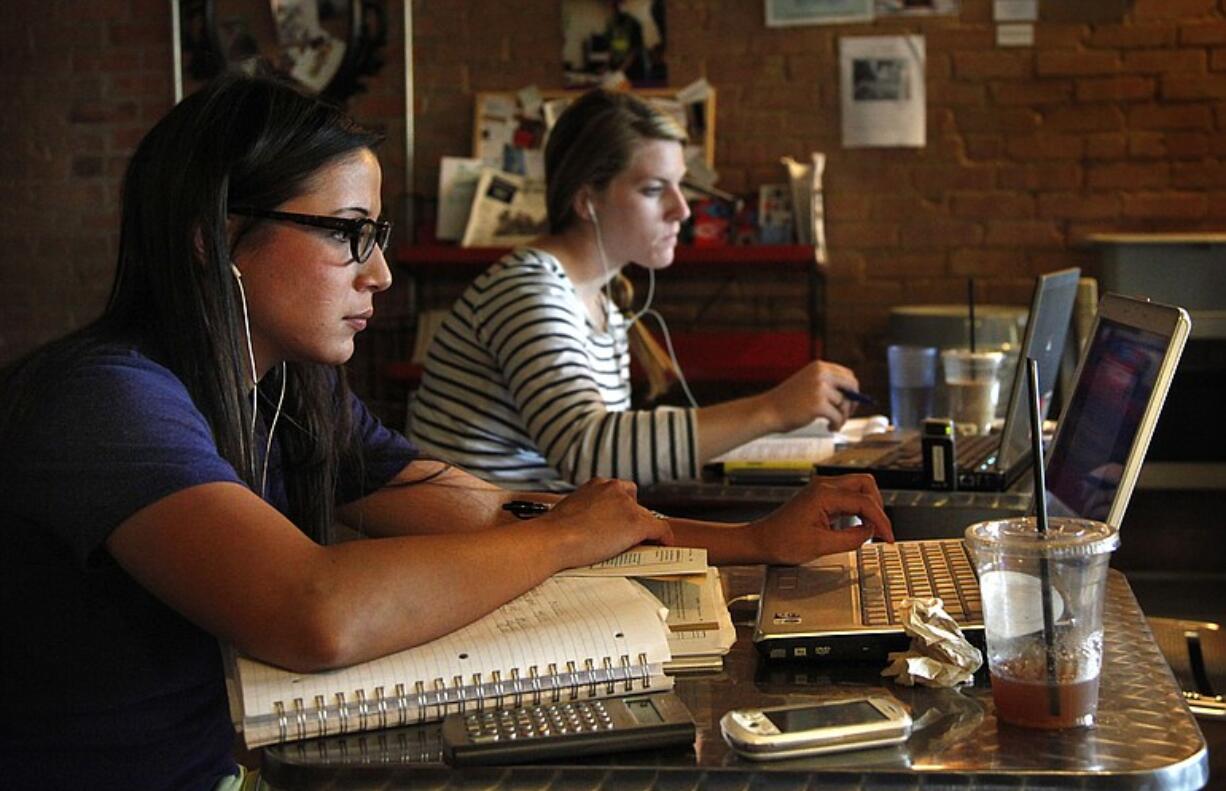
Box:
[749,474,894,566]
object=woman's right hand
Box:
[538,478,674,569]
[764,359,861,432]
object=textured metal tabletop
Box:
[261,569,1209,790]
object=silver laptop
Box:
[755,293,1191,662]
[815,268,1081,491]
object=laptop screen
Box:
[1044,316,1169,523]
[996,269,1079,472]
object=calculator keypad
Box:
[465,700,615,743]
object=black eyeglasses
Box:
[229,207,392,264]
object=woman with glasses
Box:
[0,75,890,791]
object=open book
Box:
[225,576,672,748]
[560,546,736,672]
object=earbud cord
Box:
[625,265,655,328]
[643,305,699,409]
[590,209,615,333]
[591,216,699,410]
[232,265,282,497]
[232,267,260,477]
[261,363,287,499]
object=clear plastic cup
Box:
[965,517,1120,730]
[941,349,1004,435]
[887,345,937,431]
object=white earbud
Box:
[229,257,261,485]
[586,198,598,225]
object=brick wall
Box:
[0,0,405,365]
[3,0,1224,403]
[394,0,1226,398]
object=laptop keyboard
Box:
[876,433,999,470]
[856,540,983,627]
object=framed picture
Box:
[765,0,874,27]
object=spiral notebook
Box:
[225,576,673,748]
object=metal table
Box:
[261,569,1209,789]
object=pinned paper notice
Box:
[993,0,1037,21]
[676,77,712,104]
[840,35,927,149]
[517,85,544,120]
[996,23,1034,47]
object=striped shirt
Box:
[408,248,698,490]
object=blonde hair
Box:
[544,90,687,402]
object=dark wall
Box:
[3,1,1224,400]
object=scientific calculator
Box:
[441,691,696,766]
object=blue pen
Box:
[838,386,877,407]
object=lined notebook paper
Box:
[227,576,673,748]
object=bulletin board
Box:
[471,87,717,179]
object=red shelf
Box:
[386,243,825,389]
[386,331,818,386]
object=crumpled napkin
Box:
[881,597,983,687]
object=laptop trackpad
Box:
[764,561,856,630]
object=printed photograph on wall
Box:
[852,58,911,100]
[765,0,874,27]
[875,0,960,16]
[562,0,668,87]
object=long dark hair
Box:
[543,89,687,401]
[0,74,383,543]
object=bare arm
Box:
[106,476,669,673]
[338,461,892,568]
[336,460,561,537]
[694,359,861,462]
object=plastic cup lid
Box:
[964,517,1119,560]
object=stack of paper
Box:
[559,546,735,673]
[712,415,890,466]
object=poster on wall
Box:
[765,0,874,27]
[562,0,668,87]
[874,0,960,16]
[839,35,926,148]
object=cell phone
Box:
[442,691,696,766]
[720,694,912,761]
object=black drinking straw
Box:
[1027,357,1061,718]
[967,277,977,353]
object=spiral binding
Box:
[263,652,656,744]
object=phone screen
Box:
[764,701,886,733]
